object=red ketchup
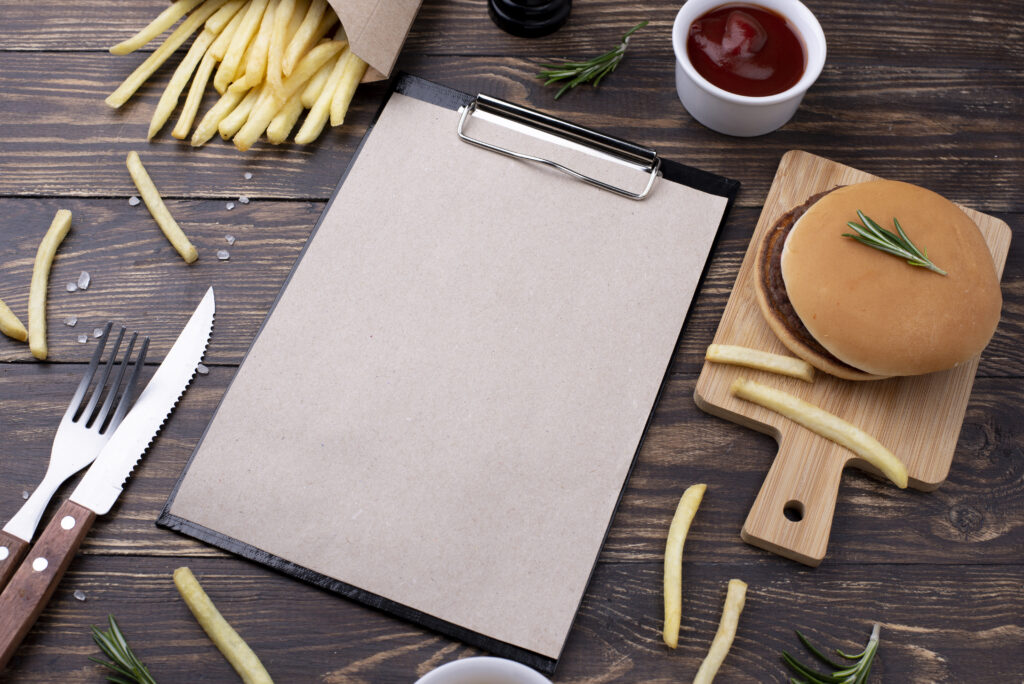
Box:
[687,4,805,97]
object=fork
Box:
[0,323,149,590]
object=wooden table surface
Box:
[1,1,1021,681]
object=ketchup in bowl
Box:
[687,4,805,97]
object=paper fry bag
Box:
[328,0,422,81]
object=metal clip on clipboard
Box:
[457,94,662,200]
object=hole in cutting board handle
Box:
[783,500,805,522]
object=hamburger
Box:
[754,180,1002,380]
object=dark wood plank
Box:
[2,364,1020,566]
[1,555,1021,682]
[2,202,1021,378]
[0,50,1021,211]
[3,0,1023,70]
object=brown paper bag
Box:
[328,0,422,81]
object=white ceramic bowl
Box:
[414,657,552,684]
[671,0,827,136]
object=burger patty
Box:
[757,188,863,374]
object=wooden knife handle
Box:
[0,500,95,671]
[0,530,30,593]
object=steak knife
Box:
[0,287,215,670]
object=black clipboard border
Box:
[158,73,740,677]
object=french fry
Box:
[293,40,348,144]
[233,39,345,150]
[266,0,296,94]
[173,52,218,139]
[300,57,334,108]
[173,567,274,684]
[209,3,247,62]
[328,53,367,126]
[730,377,909,488]
[206,0,248,35]
[229,0,278,93]
[663,483,706,649]
[219,86,262,139]
[192,88,247,145]
[266,94,304,143]
[281,0,326,76]
[126,152,199,264]
[705,344,814,382]
[214,0,270,93]
[0,298,28,342]
[28,210,72,360]
[106,0,228,108]
[109,0,204,55]
[149,29,217,139]
[693,579,747,684]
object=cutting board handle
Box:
[740,432,848,567]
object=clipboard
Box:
[159,75,739,674]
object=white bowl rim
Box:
[414,656,552,684]
[672,0,827,107]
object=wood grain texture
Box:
[0,50,1021,211]
[0,556,1021,682]
[0,0,1021,680]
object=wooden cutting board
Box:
[694,150,1011,567]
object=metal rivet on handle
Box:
[0,546,8,561]
[61,516,76,530]
[32,557,48,572]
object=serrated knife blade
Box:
[71,286,215,515]
[0,287,215,670]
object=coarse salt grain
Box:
[128,196,141,206]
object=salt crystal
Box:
[196,363,210,375]
[77,334,88,343]
[22,491,29,500]
[217,249,230,261]
[225,202,235,210]
[66,282,78,292]
[77,271,90,290]
[225,234,236,245]
[244,172,253,180]
[64,315,78,327]
[94,328,104,338]
[238,196,250,204]
[73,590,86,602]
[128,196,141,206]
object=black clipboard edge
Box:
[157,511,557,674]
[158,72,740,678]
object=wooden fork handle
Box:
[0,500,95,671]
[0,530,30,593]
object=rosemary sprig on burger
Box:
[844,210,947,275]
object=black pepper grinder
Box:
[488,0,572,38]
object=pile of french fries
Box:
[107,0,367,151]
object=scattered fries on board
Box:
[730,377,909,488]
[0,298,28,343]
[28,210,73,360]
[174,567,275,684]
[663,483,706,649]
[693,579,747,684]
[126,151,200,263]
[705,343,814,382]
[108,0,368,150]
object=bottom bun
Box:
[753,189,887,381]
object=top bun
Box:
[780,180,1002,378]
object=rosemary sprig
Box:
[843,210,947,275]
[536,21,648,99]
[782,623,881,684]
[90,615,158,684]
